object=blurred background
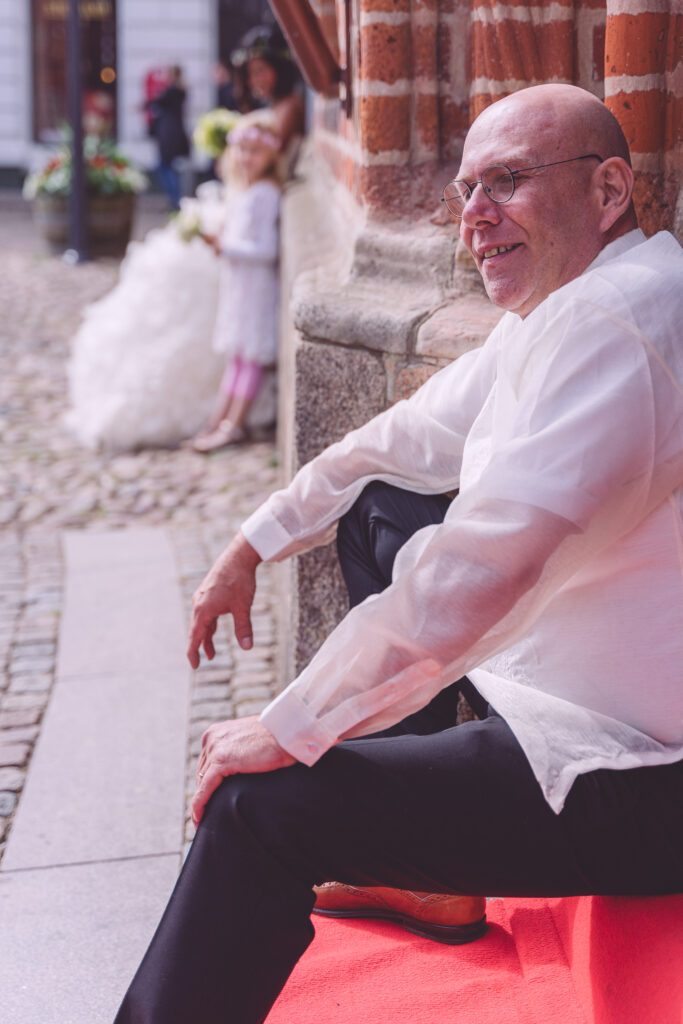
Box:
[1,0,282,184]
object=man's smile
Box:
[480,243,523,262]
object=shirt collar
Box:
[584,228,646,273]
[513,228,647,330]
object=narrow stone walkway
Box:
[0,195,283,866]
[0,526,190,1023]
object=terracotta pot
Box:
[32,192,136,258]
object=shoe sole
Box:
[312,907,488,945]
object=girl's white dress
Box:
[67,179,279,452]
[212,179,280,365]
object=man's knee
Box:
[201,765,327,863]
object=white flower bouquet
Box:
[193,108,241,158]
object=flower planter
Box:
[33,192,136,259]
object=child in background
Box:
[192,114,282,452]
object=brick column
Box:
[604,0,682,235]
[470,0,606,118]
[312,0,474,217]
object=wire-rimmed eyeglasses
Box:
[440,153,604,220]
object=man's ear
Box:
[596,157,635,233]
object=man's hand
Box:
[187,533,261,668]
[192,716,295,825]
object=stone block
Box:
[295,289,415,355]
[0,767,24,791]
[293,545,348,675]
[2,693,49,711]
[8,673,52,693]
[392,363,442,404]
[0,791,17,815]
[0,743,29,767]
[277,340,388,678]
[0,707,41,728]
[293,341,387,466]
[416,296,503,361]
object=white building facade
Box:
[0,0,270,175]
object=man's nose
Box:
[460,183,502,229]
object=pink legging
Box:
[220,356,264,401]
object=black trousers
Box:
[114,482,683,1024]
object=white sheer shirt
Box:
[242,229,683,812]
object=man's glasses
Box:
[440,154,604,220]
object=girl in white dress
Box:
[192,118,282,451]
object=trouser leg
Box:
[157,160,181,210]
[114,713,683,1024]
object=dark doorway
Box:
[32,0,118,143]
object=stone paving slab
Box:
[0,853,179,1024]
[61,525,177,573]
[2,669,188,871]
[57,528,187,680]
[4,527,189,871]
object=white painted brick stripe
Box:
[317,127,362,162]
[317,128,436,168]
[359,8,437,27]
[470,75,572,96]
[631,151,682,173]
[472,4,574,24]
[358,78,411,97]
[607,0,682,14]
[363,148,412,166]
[605,65,683,98]
[359,10,410,27]
[358,79,438,98]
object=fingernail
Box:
[240,637,252,650]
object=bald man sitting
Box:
[115,85,683,1024]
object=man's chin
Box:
[482,279,528,315]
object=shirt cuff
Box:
[260,687,338,766]
[241,502,293,562]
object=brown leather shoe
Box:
[312,883,487,945]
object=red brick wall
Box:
[470,0,606,117]
[604,0,682,235]
[312,0,681,232]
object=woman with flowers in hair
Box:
[192,113,282,451]
[232,23,305,179]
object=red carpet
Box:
[268,896,683,1024]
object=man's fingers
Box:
[191,764,227,826]
[202,620,217,661]
[186,612,206,669]
[187,613,217,668]
[232,605,253,651]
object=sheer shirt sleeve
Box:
[242,329,502,561]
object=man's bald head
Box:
[456,84,638,318]
[469,84,631,167]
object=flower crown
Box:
[228,124,280,151]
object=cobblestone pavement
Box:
[0,194,282,860]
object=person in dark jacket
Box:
[149,66,190,211]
